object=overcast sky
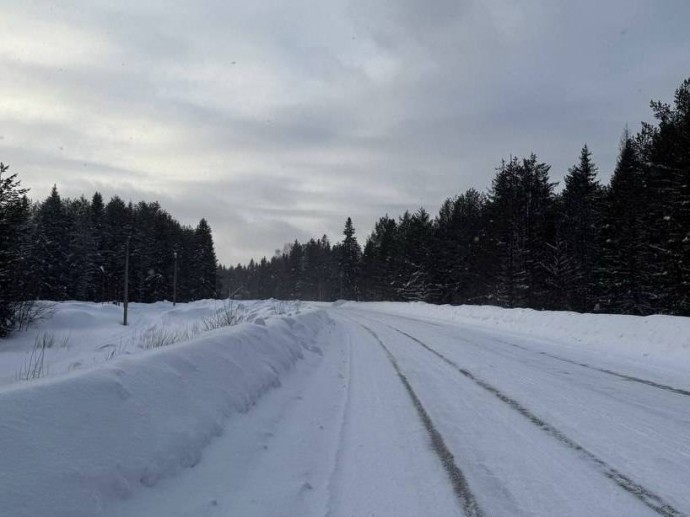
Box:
[1,1,688,265]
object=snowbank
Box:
[0,309,331,517]
[0,299,296,386]
[344,302,690,366]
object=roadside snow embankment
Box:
[346,302,690,366]
[0,299,297,386]
[0,309,330,517]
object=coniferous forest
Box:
[2,77,689,336]
[0,175,217,335]
[219,78,690,317]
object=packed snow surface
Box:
[340,301,690,369]
[1,300,689,516]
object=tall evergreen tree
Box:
[395,208,436,301]
[642,79,690,314]
[192,218,217,299]
[102,196,131,302]
[597,132,651,314]
[90,192,107,301]
[65,196,98,300]
[338,217,361,300]
[32,185,72,300]
[0,163,30,336]
[560,145,603,311]
[361,216,398,301]
[487,155,556,308]
[432,189,488,304]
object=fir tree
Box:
[432,189,488,304]
[561,145,603,311]
[338,217,361,300]
[642,79,690,314]
[192,218,217,299]
[487,156,555,308]
[597,132,651,314]
[32,185,72,300]
[395,208,436,301]
[0,163,30,336]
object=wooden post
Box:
[173,250,178,307]
[123,236,131,326]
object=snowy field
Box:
[1,300,689,516]
[0,299,303,387]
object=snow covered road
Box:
[4,301,689,516]
[340,307,690,516]
[102,304,690,517]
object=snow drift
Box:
[0,309,331,517]
[0,299,297,387]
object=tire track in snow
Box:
[385,324,684,517]
[496,339,690,398]
[358,323,484,517]
[324,327,355,517]
[359,309,690,398]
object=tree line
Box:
[219,77,690,317]
[2,77,688,335]
[0,176,217,336]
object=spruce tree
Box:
[192,218,217,299]
[102,196,131,302]
[561,145,603,311]
[32,185,72,300]
[0,163,30,336]
[339,217,361,300]
[432,189,488,304]
[642,78,690,314]
[395,208,436,301]
[487,155,555,308]
[597,133,651,314]
[90,192,107,301]
[65,196,98,300]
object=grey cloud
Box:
[1,0,689,264]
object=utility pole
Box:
[123,235,131,326]
[173,250,178,307]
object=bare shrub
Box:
[135,301,249,351]
[201,301,247,331]
[16,333,56,380]
[1,301,55,337]
[14,301,56,332]
[139,328,190,350]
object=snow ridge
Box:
[0,310,331,517]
